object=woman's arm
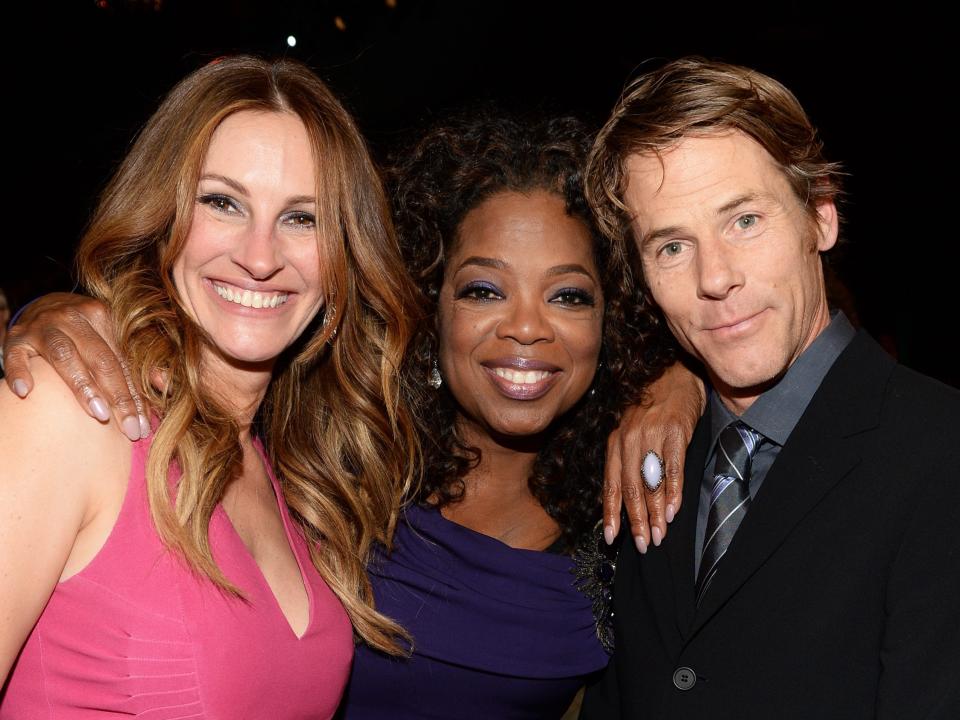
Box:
[603,361,705,552]
[0,361,124,680]
[2,292,147,441]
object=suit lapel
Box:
[690,333,895,634]
[661,410,712,639]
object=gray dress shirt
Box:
[693,312,857,579]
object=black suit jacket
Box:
[581,333,960,719]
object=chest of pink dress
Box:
[1,438,353,719]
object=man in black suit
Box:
[581,58,959,719]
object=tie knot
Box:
[714,421,763,483]
[725,420,762,452]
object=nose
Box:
[496,293,555,345]
[231,221,284,280]
[696,237,744,300]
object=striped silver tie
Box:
[696,421,763,606]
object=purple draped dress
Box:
[339,504,609,719]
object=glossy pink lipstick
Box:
[481,357,561,400]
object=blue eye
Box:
[551,287,596,307]
[660,241,683,257]
[736,214,758,229]
[456,281,502,301]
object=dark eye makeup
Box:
[551,287,596,307]
[197,193,241,214]
[455,280,503,301]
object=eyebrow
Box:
[200,173,248,196]
[642,224,685,249]
[199,173,316,206]
[454,256,507,273]
[454,257,597,282]
[547,263,598,283]
[715,193,761,217]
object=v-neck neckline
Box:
[216,437,315,640]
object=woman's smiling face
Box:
[171,110,326,369]
[437,189,603,442]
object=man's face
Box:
[624,132,838,413]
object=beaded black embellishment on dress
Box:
[572,521,620,654]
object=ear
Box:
[813,198,839,252]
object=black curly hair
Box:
[390,108,676,550]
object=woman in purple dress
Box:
[339,112,690,719]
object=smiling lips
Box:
[704,309,766,338]
[482,357,561,400]
[212,281,289,309]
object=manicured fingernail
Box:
[666,504,676,523]
[603,524,616,545]
[635,536,648,554]
[12,379,28,398]
[651,526,663,547]
[139,414,151,439]
[89,397,111,422]
[121,416,141,441]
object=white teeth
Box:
[492,368,552,384]
[213,283,288,309]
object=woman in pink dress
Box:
[0,56,419,718]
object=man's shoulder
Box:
[883,362,960,439]
[832,331,959,412]
[887,361,960,407]
[811,330,959,449]
[836,333,960,454]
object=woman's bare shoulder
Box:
[0,359,130,494]
[0,363,133,676]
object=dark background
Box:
[6,0,956,386]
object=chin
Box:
[213,343,287,366]
[490,415,555,439]
[210,329,300,363]
[710,353,786,395]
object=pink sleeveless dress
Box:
[1,437,353,719]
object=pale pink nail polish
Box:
[635,536,648,554]
[651,526,663,547]
[89,397,110,422]
[603,525,616,545]
[139,414,151,439]
[12,379,28,398]
[121,416,141,441]
[666,504,676,523]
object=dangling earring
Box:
[428,356,442,389]
[589,361,603,398]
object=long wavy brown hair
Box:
[76,56,420,653]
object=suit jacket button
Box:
[673,666,696,691]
